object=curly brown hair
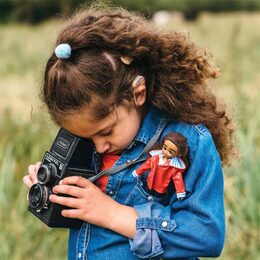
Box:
[42,6,236,165]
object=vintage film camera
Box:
[28,128,96,228]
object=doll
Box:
[132,132,189,200]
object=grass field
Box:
[0,12,260,259]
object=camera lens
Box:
[37,163,57,184]
[28,183,49,210]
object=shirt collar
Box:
[150,150,186,169]
[133,106,166,145]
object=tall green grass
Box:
[221,106,260,259]
[0,114,68,260]
[0,12,260,259]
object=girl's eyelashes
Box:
[99,129,113,136]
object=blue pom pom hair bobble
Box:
[54,43,72,59]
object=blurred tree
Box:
[0,0,260,23]
[0,0,91,23]
[113,0,260,20]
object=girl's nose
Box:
[92,138,110,154]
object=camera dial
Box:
[28,183,50,210]
[37,163,57,185]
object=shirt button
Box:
[108,190,114,195]
[126,159,132,164]
[147,195,153,201]
[78,252,82,258]
[161,221,168,228]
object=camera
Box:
[28,128,96,228]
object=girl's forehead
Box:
[61,107,117,138]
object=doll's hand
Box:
[23,161,41,188]
[132,170,139,178]
[49,176,121,228]
[176,192,186,200]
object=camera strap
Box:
[88,118,168,183]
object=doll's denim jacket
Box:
[68,106,225,260]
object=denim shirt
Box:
[68,106,225,260]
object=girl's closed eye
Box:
[99,128,113,136]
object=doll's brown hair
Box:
[163,132,189,167]
[163,132,188,157]
[42,6,235,165]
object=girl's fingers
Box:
[28,165,37,177]
[35,161,41,171]
[61,209,83,219]
[23,175,33,188]
[24,161,41,188]
[27,162,41,184]
[49,194,82,209]
[60,176,93,188]
[28,162,40,175]
[52,184,84,198]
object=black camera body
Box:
[28,128,96,228]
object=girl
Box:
[132,132,189,200]
[23,6,235,260]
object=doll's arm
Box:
[129,130,225,259]
[132,156,152,177]
[172,170,186,200]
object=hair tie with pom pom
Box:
[55,43,72,59]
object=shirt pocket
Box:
[123,178,168,206]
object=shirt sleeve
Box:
[129,131,225,259]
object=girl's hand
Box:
[49,176,138,237]
[23,161,41,188]
[49,176,119,228]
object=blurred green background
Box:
[0,0,259,259]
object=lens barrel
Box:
[37,163,57,184]
[28,183,49,210]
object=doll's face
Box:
[162,140,179,159]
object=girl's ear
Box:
[132,76,146,106]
